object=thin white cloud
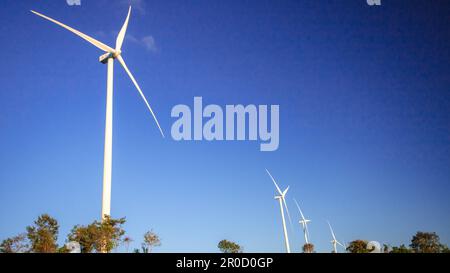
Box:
[126,34,158,53]
[141,36,158,52]
[126,34,140,43]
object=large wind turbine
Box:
[31,7,164,220]
[327,221,344,253]
[265,169,292,253]
[293,199,311,244]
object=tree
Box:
[26,214,59,253]
[96,216,126,253]
[346,240,370,253]
[218,239,243,253]
[302,243,314,253]
[67,224,98,253]
[67,216,126,253]
[57,245,71,253]
[410,232,441,253]
[440,245,450,253]
[0,233,29,253]
[142,230,161,253]
[133,248,141,253]
[390,244,412,253]
[122,236,133,253]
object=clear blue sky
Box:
[0,0,449,252]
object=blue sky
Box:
[0,0,449,252]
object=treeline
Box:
[217,232,450,253]
[345,232,450,253]
[0,214,161,253]
[1,214,449,253]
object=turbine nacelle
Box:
[99,52,114,64]
[299,219,311,223]
[99,50,122,64]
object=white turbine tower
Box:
[293,199,311,244]
[265,169,292,253]
[31,7,165,221]
[327,221,344,253]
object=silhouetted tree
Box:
[410,232,441,253]
[218,239,243,253]
[346,240,370,253]
[122,236,133,253]
[0,233,29,253]
[26,214,59,253]
[302,243,314,253]
[142,230,161,253]
[390,244,412,253]
[67,216,126,253]
[440,245,450,253]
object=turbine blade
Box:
[282,197,293,228]
[282,186,289,196]
[305,224,311,242]
[265,169,283,195]
[293,198,306,220]
[117,55,165,138]
[31,10,114,53]
[337,241,345,248]
[116,6,132,51]
[327,221,337,240]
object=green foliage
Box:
[346,240,370,253]
[440,245,450,253]
[410,231,441,253]
[0,233,29,253]
[57,245,70,253]
[67,224,98,253]
[67,216,126,253]
[4,213,450,254]
[26,214,59,253]
[142,230,161,253]
[390,244,412,253]
[218,239,243,253]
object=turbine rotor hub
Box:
[113,50,122,58]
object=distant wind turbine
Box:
[327,221,344,253]
[293,198,311,244]
[31,7,165,220]
[266,169,292,253]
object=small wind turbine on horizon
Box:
[293,198,311,245]
[31,7,165,221]
[266,169,292,253]
[327,221,345,253]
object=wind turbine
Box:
[327,221,344,253]
[293,199,311,244]
[265,169,292,253]
[31,7,165,221]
